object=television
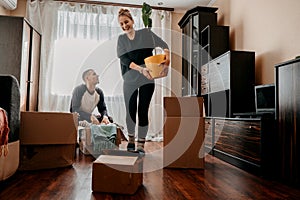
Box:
[255,84,275,113]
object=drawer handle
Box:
[216,62,220,65]
[248,126,260,131]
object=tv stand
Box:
[205,114,277,177]
[233,112,275,119]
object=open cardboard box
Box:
[92,150,143,194]
[78,125,124,156]
[19,112,78,170]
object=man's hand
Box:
[101,116,110,125]
[90,115,100,125]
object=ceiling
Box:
[92,0,215,12]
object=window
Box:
[51,9,139,96]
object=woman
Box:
[117,8,170,153]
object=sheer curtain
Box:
[26,0,171,141]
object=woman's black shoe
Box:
[127,143,135,151]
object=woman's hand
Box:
[159,64,169,77]
[142,68,154,80]
[159,49,170,76]
[163,49,170,66]
[130,62,153,80]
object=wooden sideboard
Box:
[204,114,276,177]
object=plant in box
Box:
[142,2,169,79]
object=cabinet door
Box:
[182,22,191,96]
[208,52,229,93]
[20,21,31,112]
[214,119,261,166]
[28,29,41,111]
[277,62,300,184]
[209,90,229,117]
[191,14,199,96]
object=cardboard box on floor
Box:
[19,112,78,170]
[163,117,205,169]
[163,97,205,169]
[92,150,143,195]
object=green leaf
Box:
[142,2,152,28]
[142,2,152,14]
[142,15,149,27]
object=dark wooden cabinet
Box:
[201,51,255,117]
[179,6,253,115]
[214,118,261,170]
[200,25,229,65]
[0,16,41,111]
[205,115,276,176]
[275,58,300,185]
[178,6,218,96]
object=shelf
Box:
[179,6,219,97]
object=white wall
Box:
[213,0,300,84]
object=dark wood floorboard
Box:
[1,142,300,200]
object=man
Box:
[70,69,111,124]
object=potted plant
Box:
[142,2,167,79]
[142,2,152,29]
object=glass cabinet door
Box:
[191,14,199,96]
[182,14,200,96]
[181,21,191,96]
[20,21,31,112]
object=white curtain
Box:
[26,0,172,141]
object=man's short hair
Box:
[82,69,93,82]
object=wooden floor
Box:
[1,141,300,200]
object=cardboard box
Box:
[19,112,78,170]
[92,150,143,194]
[164,97,204,117]
[163,97,205,169]
[163,117,205,169]
[78,126,123,156]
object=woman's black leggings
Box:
[123,82,155,139]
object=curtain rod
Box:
[53,0,174,11]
